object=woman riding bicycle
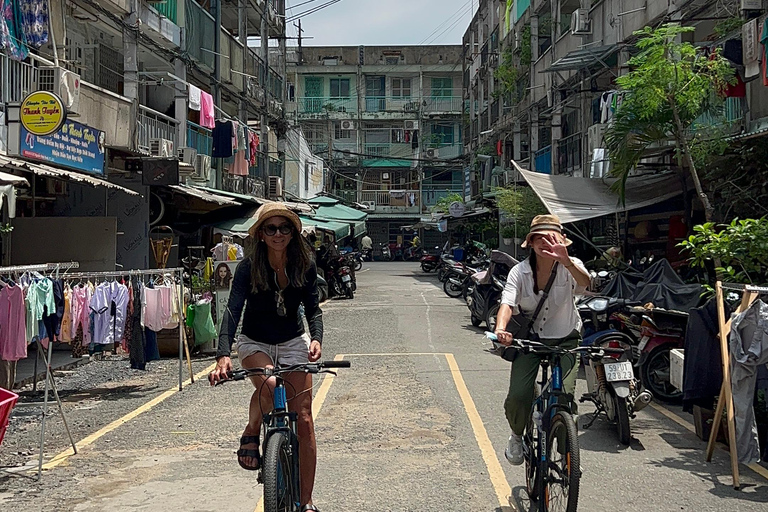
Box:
[494,215,591,466]
[209,202,323,512]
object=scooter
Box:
[443,264,479,300]
[420,246,441,273]
[378,243,392,261]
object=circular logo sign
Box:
[20,91,67,136]
[448,201,466,218]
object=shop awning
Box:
[211,212,351,239]
[0,170,29,186]
[168,185,240,206]
[0,155,139,196]
[191,185,265,204]
[307,196,368,236]
[299,215,351,239]
[545,44,618,72]
[362,158,412,168]
[518,168,684,224]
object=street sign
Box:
[449,201,466,218]
[20,91,67,136]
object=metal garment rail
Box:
[720,282,768,294]
[59,268,190,391]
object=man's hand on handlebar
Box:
[209,356,233,386]
[495,329,513,346]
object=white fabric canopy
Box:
[518,169,684,224]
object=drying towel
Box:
[200,91,215,129]
[189,85,202,111]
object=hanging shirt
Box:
[71,283,93,345]
[0,285,27,361]
[60,285,73,343]
[199,91,215,129]
[0,0,29,61]
[189,85,202,111]
[212,121,234,158]
[18,0,48,48]
[90,281,129,345]
[249,132,259,166]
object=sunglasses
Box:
[274,290,287,317]
[263,223,293,236]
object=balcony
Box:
[185,0,215,70]
[137,105,178,151]
[688,97,747,137]
[147,0,177,23]
[360,189,420,214]
[425,143,463,161]
[557,132,582,175]
[534,145,552,174]
[140,0,181,48]
[422,184,464,208]
[298,97,357,116]
[363,143,413,159]
[187,121,212,156]
[0,53,36,104]
[423,95,464,114]
[363,96,421,114]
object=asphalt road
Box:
[1,261,767,511]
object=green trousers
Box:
[504,330,581,435]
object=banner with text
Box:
[20,120,106,176]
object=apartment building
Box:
[285,45,465,246]
[464,0,768,256]
[0,0,286,268]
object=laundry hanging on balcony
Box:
[189,84,202,111]
[0,0,29,60]
[18,0,48,48]
[199,90,215,128]
[212,121,234,158]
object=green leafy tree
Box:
[431,193,464,214]
[604,24,734,223]
[496,186,547,239]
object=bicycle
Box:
[486,333,623,512]
[216,360,351,512]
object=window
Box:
[392,78,411,98]
[335,124,353,139]
[431,125,454,145]
[330,78,350,98]
[431,77,453,98]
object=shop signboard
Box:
[214,260,242,349]
[20,120,106,176]
[20,91,67,136]
[449,201,466,218]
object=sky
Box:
[284,0,478,47]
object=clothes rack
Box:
[59,268,193,391]
[0,262,80,480]
[705,281,768,489]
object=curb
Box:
[13,356,89,390]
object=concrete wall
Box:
[284,128,324,200]
[300,45,463,66]
[79,84,134,149]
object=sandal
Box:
[237,434,261,471]
[301,506,319,512]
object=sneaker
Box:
[505,433,524,465]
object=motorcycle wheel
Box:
[421,261,434,273]
[345,286,354,299]
[331,280,343,297]
[613,393,631,446]
[355,260,363,271]
[471,314,482,327]
[641,345,683,403]
[486,303,500,332]
[437,267,448,282]
[443,278,464,298]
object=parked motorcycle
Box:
[317,275,329,303]
[378,243,393,261]
[420,246,441,273]
[443,264,479,300]
[350,251,363,271]
[326,256,356,299]
[579,328,653,445]
[467,250,518,329]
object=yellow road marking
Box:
[649,402,768,483]
[341,352,448,357]
[445,353,513,511]
[39,362,218,471]
[254,354,344,512]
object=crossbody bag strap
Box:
[528,262,560,326]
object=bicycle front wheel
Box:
[545,412,580,512]
[263,432,298,512]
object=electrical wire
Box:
[418,0,475,46]
[285,0,342,23]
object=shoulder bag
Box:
[504,262,560,342]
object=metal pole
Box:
[178,268,184,390]
[47,370,77,456]
[36,338,54,480]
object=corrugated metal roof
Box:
[168,185,241,206]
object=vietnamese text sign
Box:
[20,120,106,176]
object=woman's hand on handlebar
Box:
[495,329,513,346]
[308,340,322,362]
[209,356,233,386]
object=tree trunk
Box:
[670,104,715,223]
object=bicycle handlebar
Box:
[215,360,351,386]
[485,332,625,359]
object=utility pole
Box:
[213,0,223,189]
[260,6,269,186]
[296,19,304,66]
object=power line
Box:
[418,0,474,46]
[285,0,342,23]
[424,3,475,45]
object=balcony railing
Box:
[148,0,178,23]
[138,105,178,150]
[1,53,36,104]
[423,96,464,113]
[185,0,215,70]
[361,189,420,208]
[363,96,421,113]
[422,184,464,207]
[187,121,212,155]
[299,97,357,114]
[557,133,582,175]
[334,189,357,203]
[534,145,552,175]
[363,143,413,159]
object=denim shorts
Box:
[236,333,311,367]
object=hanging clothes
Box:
[682,297,728,413]
[237,124,247,153]
[761,18,768,87]
[163,283,180,330]
[212,121,234,158]
[0,0,29,61]
[144,327,160,362]
[59,284,72,343]
[129,281,146,370]
[231,121,239,153]
[188,84,202,111]
[744,18,760,79]
[18,0,47,48]
[25,278,55,342]
[71,283,93,346]
[90,281,129,345]
[141,284,172,332]
[249,132,259,166]
[42,279,64,343]
[411,130,419,149]
[186,300,217,346]
[199,91,215,129]
[0,185,17,218]
[0,284,27,361]
[120,282,134,352]
[729,299,768,464]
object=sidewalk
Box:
[13,343,87,389]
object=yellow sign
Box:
[20,91,67,137]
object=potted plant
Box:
[501,225,516,246]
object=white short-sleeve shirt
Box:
[501,257,587,339]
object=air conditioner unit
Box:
[360,200,376,210]
[192,154,211,181]
[587,123,606,156]
[404,120,419,130]
[425,148,440,159]
[268,176,283,199]
[178,147,198,165]
[741,0,761,9]
[340,120,356,131]
[38,66,81,115]
[570,9,592,35]
[150,138,174,157]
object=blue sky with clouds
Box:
[285,0,477,46]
